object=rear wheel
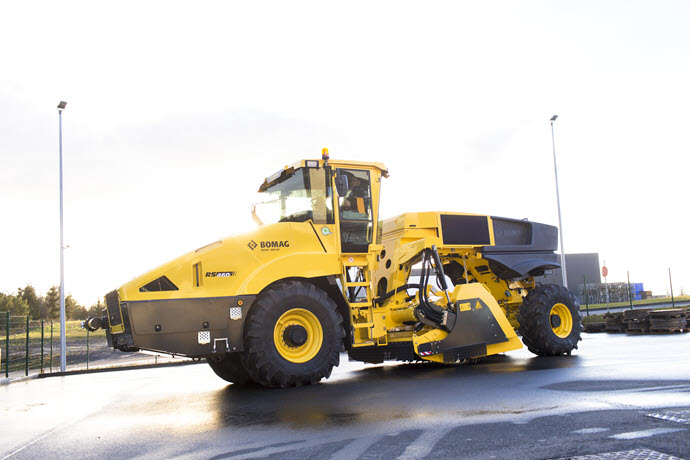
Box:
[241,281,345,388]
[207,353,252,385]
[518,284,582,356]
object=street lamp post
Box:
[57,101,67,372]
[550,115,568,289]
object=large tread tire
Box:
[518,284,582,356]
[241,281,345,388]
[207,353,253,385]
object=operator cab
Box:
[252,158,383,254]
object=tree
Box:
[87,298,106,317]
[65,294,87,320]
[44,286,60,320]
[0,292,30,316]
[19,284,43,320]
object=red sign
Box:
[602,266,608,278]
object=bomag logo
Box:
[248,240,290,251]
[260,241,289,249]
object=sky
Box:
[1,1,689,306]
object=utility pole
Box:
[550,115,567,288]
[57,101,67,373]
[603,260,610,313]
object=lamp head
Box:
[57,101,67,111]
[550,115,558,122]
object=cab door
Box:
[336,169,373,253]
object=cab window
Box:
[338,169,372,253]
[253,167,334,225]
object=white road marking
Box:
[647,410,690,425]
[396,427,451,460]
[563,448,683,460]
[572,427,610,434]
[330,435,381,460]
[609,427,685,440]
[218,441,310,460]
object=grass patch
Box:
[4,320,105,342]
[582,313,606,324]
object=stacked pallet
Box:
[623,308,652,333]
[584,322,606,333]
[649,309,687,334]
[604,312,626,332]
[584,308,689,334]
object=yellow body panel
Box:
[120,221,342,302]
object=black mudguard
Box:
[482,217,561,279]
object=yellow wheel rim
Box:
[550,303,573,338]
[273,308,323,363]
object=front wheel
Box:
[518,284,582,356]
[241,281,345,388]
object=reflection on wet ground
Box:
[543,380,690,392]
[200,333,690,431]
[204,353,582,429]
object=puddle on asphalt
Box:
[542,380,690,392]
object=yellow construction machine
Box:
[84,150,582,387]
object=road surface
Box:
[2,332,689,459]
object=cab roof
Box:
[259,158,389,192]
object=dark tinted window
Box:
[139,276,179,292]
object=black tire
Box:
[518,284,582,356]
[207,353,253,385]
[241,281,345,388]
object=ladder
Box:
[341,254,387,346]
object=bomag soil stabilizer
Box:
[84,150,582,387]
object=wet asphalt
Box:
[1,332,689,459]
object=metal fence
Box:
[0,312,123,378]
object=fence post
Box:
[5,311,10,379]
[669,267,675,308]
[583,274,589,318]
[41,320,44,373]
[5,312,9,378]
[25,315,29,376]
[50,319,53,372]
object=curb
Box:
[37,359,203,378]
[0,374,40,385]
[1,359,204,385]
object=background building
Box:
[535,253,646,304]
[536,253,601,298]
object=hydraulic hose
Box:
[373,284,421,305]
[430,245,452,308]
[418,250,444,324]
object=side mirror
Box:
[335,172,349,196]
